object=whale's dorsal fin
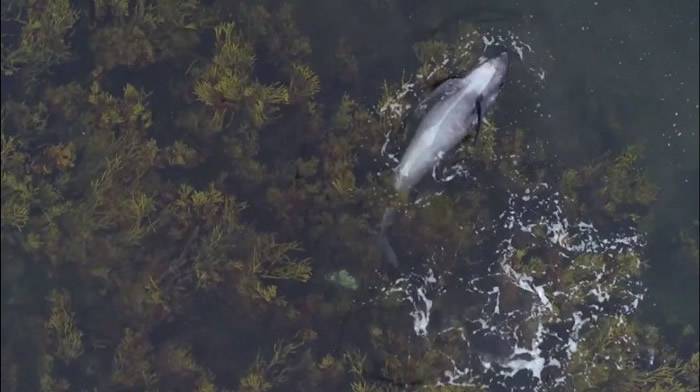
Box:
[425,72,466,91]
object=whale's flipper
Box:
[473,95,483,145]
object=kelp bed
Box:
[1,0,698,391]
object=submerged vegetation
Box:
[0,0,697,391]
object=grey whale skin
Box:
[379,52,510,267]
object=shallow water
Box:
[1,0,697,391]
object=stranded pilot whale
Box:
[378,52,510,267]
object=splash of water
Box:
[380,185,646,390]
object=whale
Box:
[379,52,510,267]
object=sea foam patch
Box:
[382,268,439,337]
[380,185,646,390]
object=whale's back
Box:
[394,82,478,193]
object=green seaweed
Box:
[561,145,658,220]
[45,290,84,363]
[39,354,70,392]
[111,328,158,389]
[1,0,78,82]
[0,132,33,230]
[239,329,317,392]
[90,0,202,69]
[239,3,312,69]
[233,234,313,307]
[570,317,699,392]
[0,1,695,390]
[194,21,289,130]
[600,145,658,215]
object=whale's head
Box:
[465,51,509,110]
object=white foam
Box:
[411,286,433,336]
[382,268,438,338]
[411,187,644,390]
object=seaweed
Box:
[1,0,78,82]
[570,317,699,391]
[560,145,658,221]
[288,63,321,103]
[90,0,203,69]
[0,132,32,230]
[0,1,696,390]
[238,329,317,392]
[157,140,201,168]
[412,24,479,90]
[111,328,158,389]
[194,21,289,130]
[238,3,312,70]
[233,234,313,307]
[600,146,658,215]
[45,290,84,363]
[38,354,70,392]
[154,342,218,391]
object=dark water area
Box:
[300,0,700,345]
[516,0,700,340]
[1,0,698,391]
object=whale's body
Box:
[394,52,510,194]
[379,52,510,267]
